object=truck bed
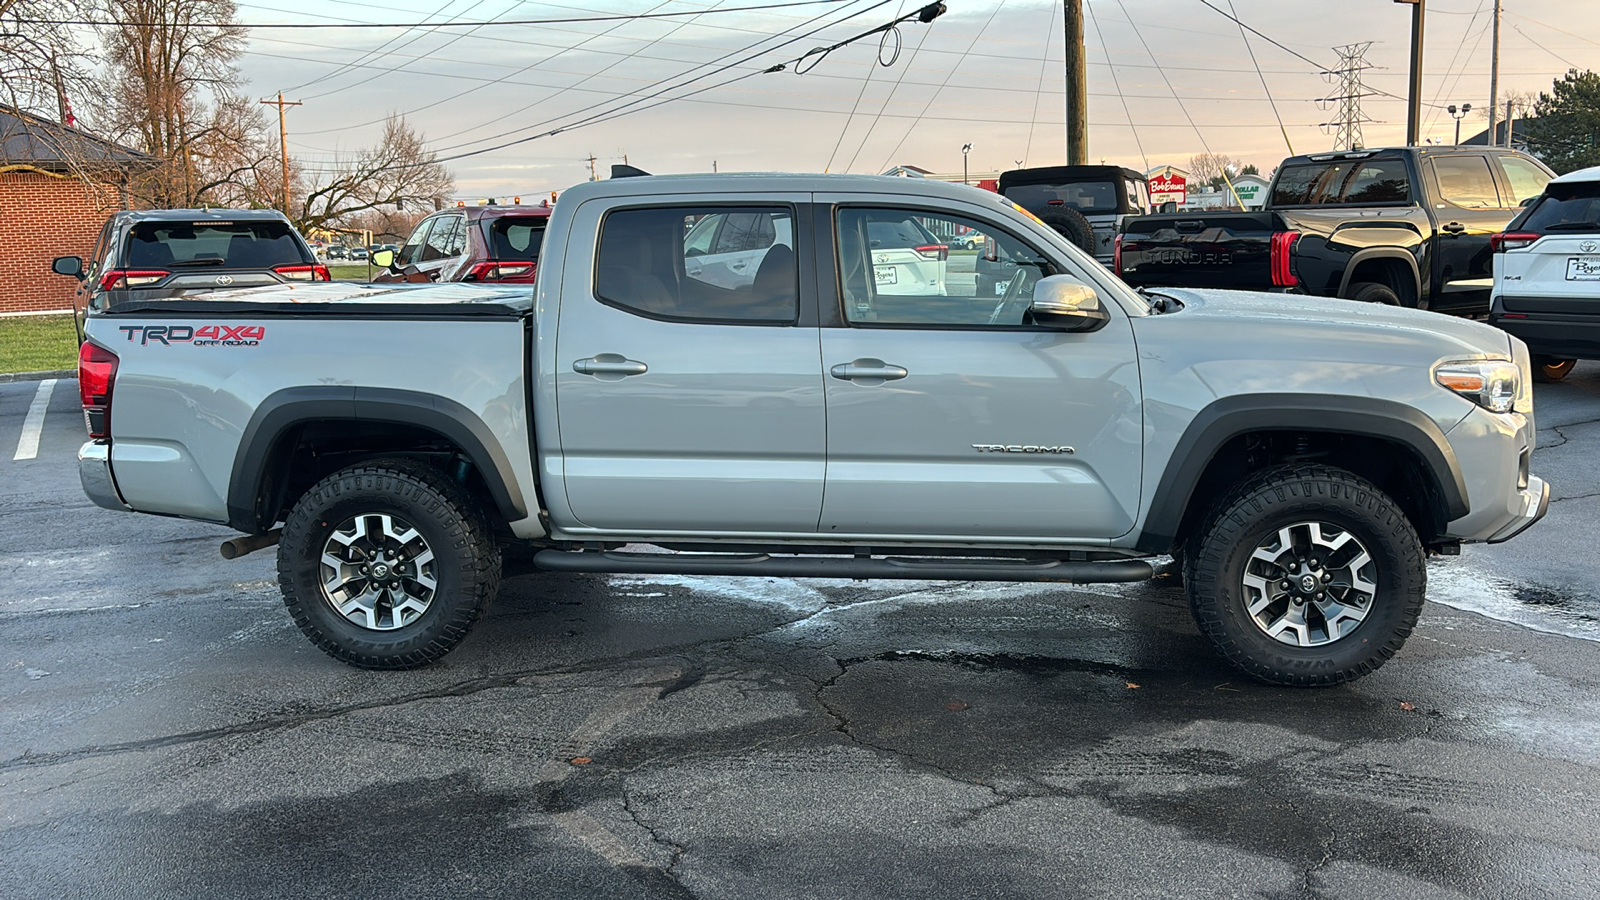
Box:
[97,281,534,317]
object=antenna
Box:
[1318,42,1377,151]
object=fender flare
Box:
[1133,393,1469,554]
[1337,247,1424,305]
[226,386,527,533]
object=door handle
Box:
[1442,222,1467,234]
[830,358,909,383]
[573,354,648,377]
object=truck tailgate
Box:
[1118,211,1279,290]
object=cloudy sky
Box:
[227,0,1599,199]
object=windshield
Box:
[125,220,310,269]
[489,216,546,260]
[1515,184,1600,233]
[1004,181,1120,214]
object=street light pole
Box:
[1448,103,1471,145]
[962,143,972,185]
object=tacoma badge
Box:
[972,444,1075,454]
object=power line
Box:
[1226,0,1292,155]
[1021,0,1059,168]
[874,0,1003,173]
[823,0,904,173]
[13,1,854,28]
[1084,0,1145,171]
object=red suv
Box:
[373,204,551,284]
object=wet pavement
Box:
[3,365,1600,899]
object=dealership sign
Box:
[1149,171,1187,205]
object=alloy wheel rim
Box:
[1241,521,1378,647]
[318,513,437,631]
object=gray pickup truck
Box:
[76,174,1548,686]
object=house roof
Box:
[0,105,151,173]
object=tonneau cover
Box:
[96,281,534,317]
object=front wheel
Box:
[278,459,502,669]
[1184,465,1425,686]
[1533,357,1577,382]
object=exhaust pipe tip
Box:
[220,528,282,560]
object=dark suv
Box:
[373,204,551,284]
[52,209,326,312]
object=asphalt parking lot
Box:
[3,366,1600,899]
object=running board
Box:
[531,550,1153,583]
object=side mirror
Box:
[982,237,999,263]
[1520,196,1539,208]
[370,249,396,270]
[1028,276,1111,333]
[1159,201,1178,214]
[52,256,84,278]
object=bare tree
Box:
[93,0,277,208]
[297,115,453,235]
[0,0,93,119]
[1188,152,1245,189]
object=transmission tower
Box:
[1318,42,1377,151]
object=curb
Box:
[0,370,76,384]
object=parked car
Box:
[326,244,347,260]
[1117,147,1555,314]
[1489,164,1600,381]
[347,246,370,261]
[75,173,1547,685]
[999,165,1151,262]
[373,204,551,284]
[50,209,327,314]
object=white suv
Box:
[1490,164,1600,382]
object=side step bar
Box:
[532,550,1153,583]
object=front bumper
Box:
[79,441,130,512]
[1486,476,1550,543]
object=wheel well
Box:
[1174,430,1448,553]
[1344,257,1417,307]
[256,420,505,533]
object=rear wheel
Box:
[1348,281,1401,306]
[278,458,501,669]
[1184,465,1425,686]
[1533,357,1577,383]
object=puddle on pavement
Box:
[1428,559,1600,642]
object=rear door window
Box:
[1432,156,1502,209]
[124,220,310,269]
[596,206,797,323]
[1496,156,1552,207]
[1339,160,1411,203]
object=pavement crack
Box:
[622,785,689,882]
[1549,489,1600,504]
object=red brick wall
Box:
[0,170,122,314]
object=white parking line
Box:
[12,379,57,461]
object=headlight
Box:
[1434,359,1520,413]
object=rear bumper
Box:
[1490,309,1600,360]
[78,441,130,512]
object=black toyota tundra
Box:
[1115,147,1555,314]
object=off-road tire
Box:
[1533,357,1577,383]
[1037,207,1097,254]
[278,458,502,669]
[1183,465,1425,686]
[1348,281,1402,306]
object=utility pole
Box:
[586,154,598,181]
[260,93,301,218]
[1488,0,1501,145]
[1394,0,1424,146]
[1064,0,1087,165]
[1506,99,1516,147]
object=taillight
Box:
[1113,234,1124,274]
[1270,231,1299,287]
[914,244,949,262]
[97,269,168,291]
[273,264,331,281]
[1490,233,1540,253]
[79,342,118,439]
[464,261,538,282]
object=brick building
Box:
[0,106,150,314]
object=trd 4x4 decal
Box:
[118,325,265,346]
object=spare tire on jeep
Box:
[1037,207,1096,254]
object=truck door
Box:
[815,199,1144,540]
[553,197,826,534]
[1425,154,1513,311]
